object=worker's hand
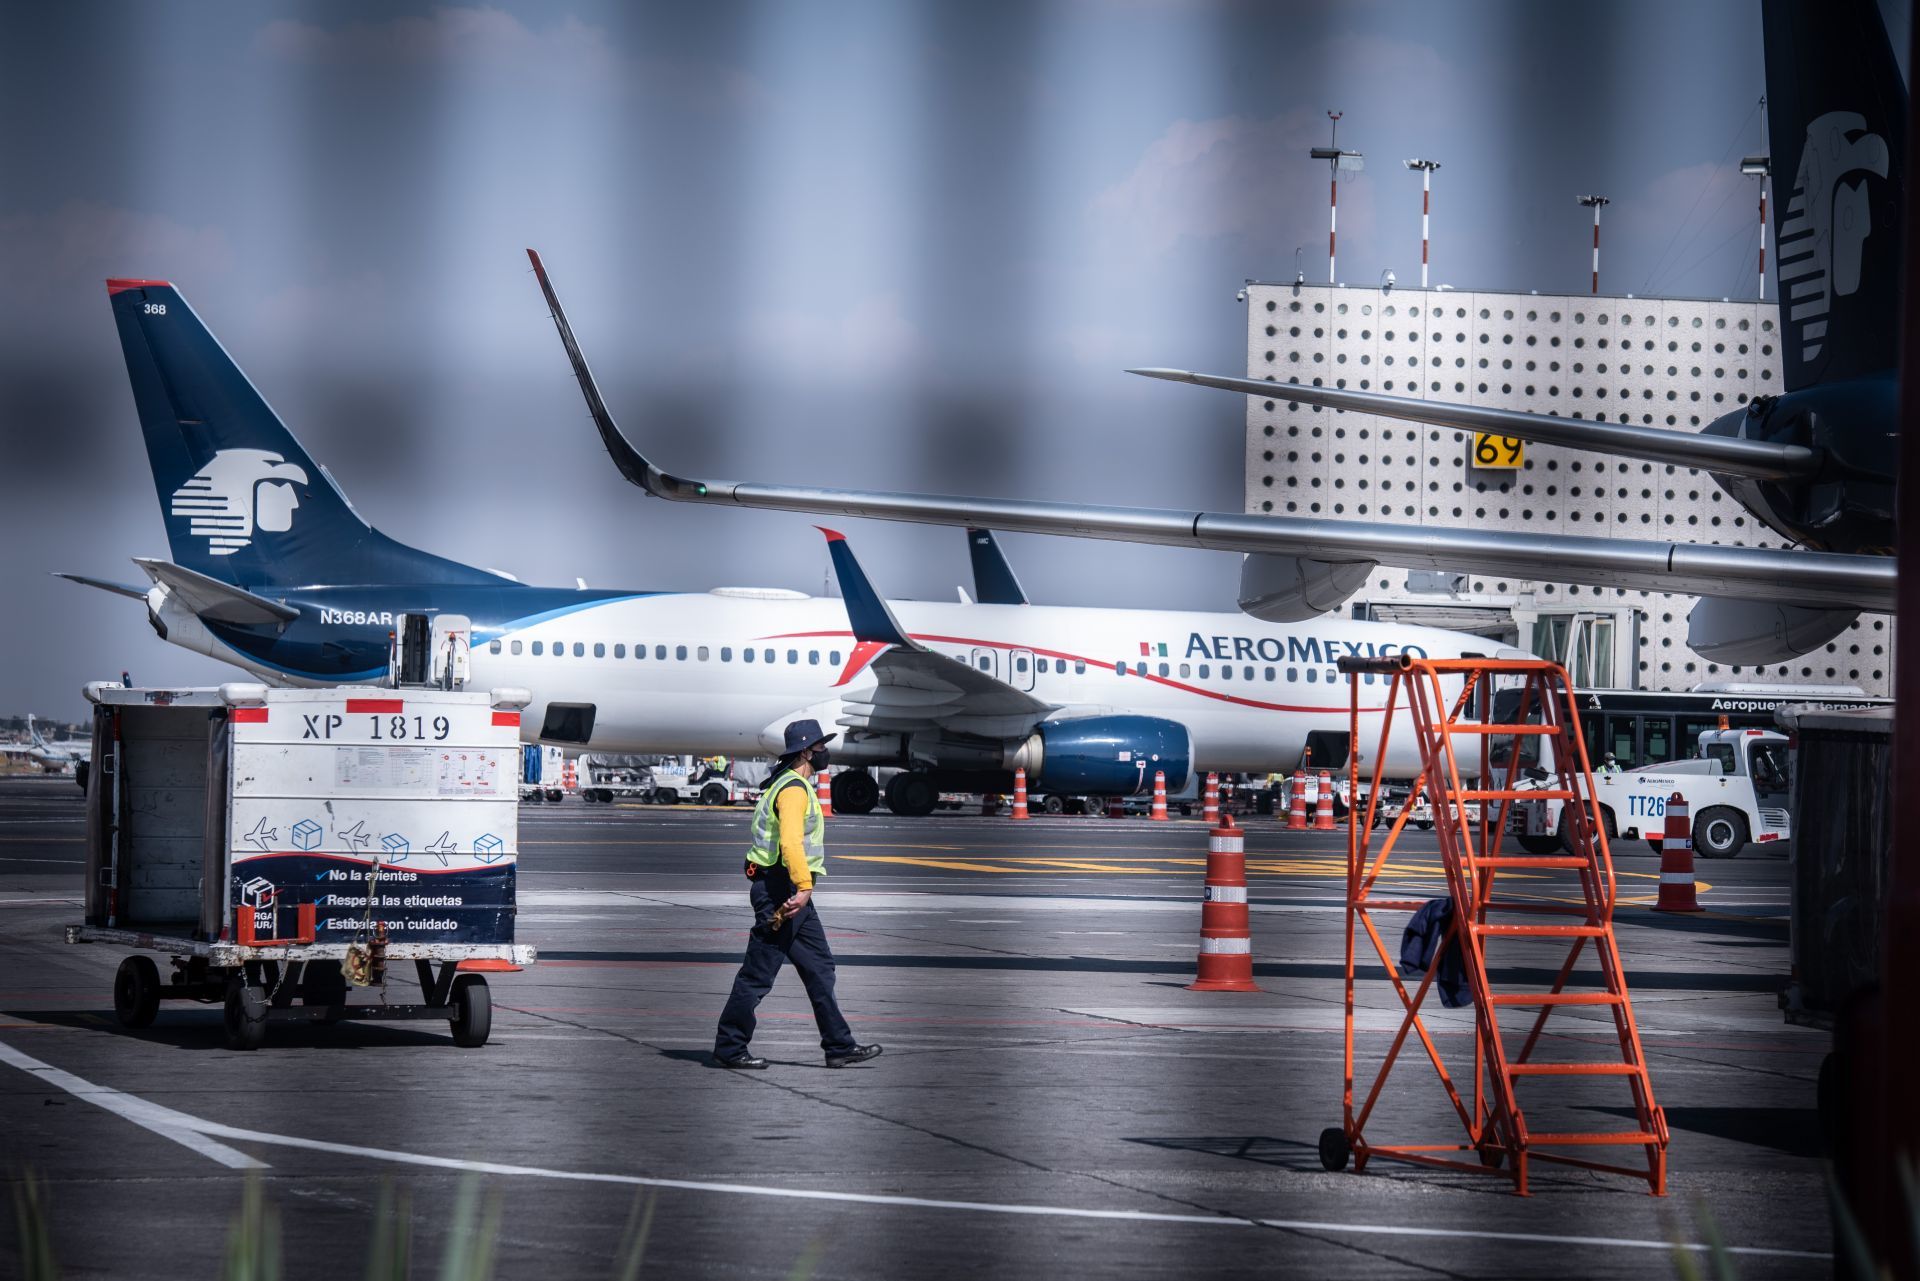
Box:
[783,888,812,915]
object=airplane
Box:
[0,716,92,773]
[539,0,1902,673]
[61,276,1510,816]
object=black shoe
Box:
[713,1051,768,1069]
[825,1044,882,1068]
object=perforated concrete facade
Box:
[1243,283,1892,695]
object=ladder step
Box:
[1527,1131,1661,1147]
[1442,724,1559,736]
[1473,924,1607,938]
[1470,856,1589,869]
[1487,992,1624,1007]
[1443,789,1575,801]
[1507,1063,1643,1077]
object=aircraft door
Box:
[1010,648,1037,691]
[970,648,999,682]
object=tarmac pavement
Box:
[0,774,1829,1278]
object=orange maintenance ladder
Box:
[1321,654,1667,1196]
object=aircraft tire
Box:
[885,772,938,817]
[831,770,879,815]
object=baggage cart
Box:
[66,681,537,1050]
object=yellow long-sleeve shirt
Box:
[776,780,814,890]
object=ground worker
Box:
[712,718,881,1071]
[1599,752,1622,777]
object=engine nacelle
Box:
[1686,596,1861,665]
[1237,553,1376,623]
[1011,716,1193,796]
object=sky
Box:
[0,0,1885,718]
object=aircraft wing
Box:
[818,529,1056,739]
[132,558,300,625]
[1129,368,1818,481]
[526,248,1894,617]
[52,572,148,601]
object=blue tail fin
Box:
[107,279,496,588]
[1762,0,1906,391]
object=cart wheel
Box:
[450,974,492,1048]
[113,956,161,1029]
[223,978,268,1052]
[1318,1126,1352,1173]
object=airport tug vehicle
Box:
[66,681,537,1050]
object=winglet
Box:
[815,525,846,542]
[820,529,913,649]
[966,528,1029,605]
[525,249,722,502]
[53,572,149,602]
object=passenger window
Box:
[1287,667,1298,681]
[1114,662,1125,675]
[980,657,991,671]
[593,642,605,658]
[1055,659,1067,674]
[1222,666,1233,681]
[531,641,543,656]
[1199,664,1210,679]
[744,648,756,663]
[1306,669,1317,683]
[831,651,842,665]
[1179,663,1191,678]
[1015,656,1028,673]
[721,647,732,661]
[809,650,820,665]
[676,645,688,660]
[488,640,501,654]
[763,649,774,663]
[510,640,523,655]
[1158,662,1169,677]
[1326,669,1336,684]
[656,645,667,660]
[1074,661,1086,675]
[1264,666,1275,681]
[573,642,585,657]
[614,644,625,658]
[1245,666,1255,680]
[697,646,710,661]
[787,649,799,664]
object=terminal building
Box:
[1239,283,1893,697]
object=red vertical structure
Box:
[1321,654,1666,1196]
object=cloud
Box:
[1090,108,1376,258]
[742,293,921,382]
[0,202,234,306]
[253,6,764,113]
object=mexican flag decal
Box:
[1138,641,1168,657]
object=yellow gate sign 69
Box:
[1472,433,1525,468]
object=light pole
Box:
[1405,159,1440,288]
[1310,112,1364,284]
[1578,195,1610,295]
[1741,95,1771,301]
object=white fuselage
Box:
[446,592,1486,776]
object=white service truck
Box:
[1513,727,1792,859]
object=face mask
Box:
[809,747,831,770]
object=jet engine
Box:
[1686,596,1860,665]
[1010,716,1193,796]
[1236,553,1376,623]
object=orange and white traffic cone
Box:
[1288,770,1308,830]
[1151,771,1169,821]
[1314,770,1337,830]
[1011,768,1030,820]
[817,768,833,818]
[562,759,578,794]
[1203,773,1220,826]
[1653,792,1702,913]
[1189,815,1259,992]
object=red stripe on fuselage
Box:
[761,629,1389,716]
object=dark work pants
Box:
[714,870,856,1058]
